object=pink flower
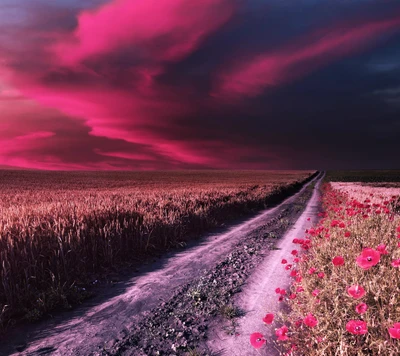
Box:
[250,332,266,349]
[293,257,300,263]
[289,293,296,300]
[376,244,388,255]
[331,220,340,227]
[318,272,325,279]
[275,288,281,294]
[291,250,298,256]
[308,268,316,274]
[339,222,346,228]
[312,289,320,297]
[356,248,380,270]
[347,285,366,299]
[346,320,368,335]
[388,322,400,339]
[263,313,274,324]
[391,259,400,267]
[355,303,368,314]
[281,259,287,264]
[285,264,292,270]
[397,227,400,233]
[332,256,344,266]
[344,231,351,237]
[296,286,304,293]
[303,314,318,328]
[276,325,289,341]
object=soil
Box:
[0,173,322,356]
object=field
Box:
[0,169,315,330]
[252,171,400,355]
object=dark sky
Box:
[1,0,400,170]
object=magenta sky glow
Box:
[1,0,400,170]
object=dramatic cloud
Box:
[0,0,400,170]
[213,14,400,98]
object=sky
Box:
[1,0,400,170]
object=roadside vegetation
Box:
[0,169,315,330]
[250,171,400,355]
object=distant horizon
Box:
[1,0,400,170]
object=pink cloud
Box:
[0,0,237,170]
[213,14,400,98]
[54,0,234,65]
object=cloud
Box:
[213,13,400,99]
[0,0,400,170]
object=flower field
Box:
[250,178,400,355]
[0,169,314,330]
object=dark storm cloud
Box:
[0,0,400,170]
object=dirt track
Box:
[0,173,322,356]
[204,173,323,355]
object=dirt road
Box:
[0,173,322,356]
[204,173,323,355]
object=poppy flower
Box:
[347,285,365,299]
[355,303,368,314]
[308,267,316,274]
[312,289,320,297]
[332,256,344,266]
[376,244,388,255]
[262,313,274,324]
[295,319,302,328]
[356,248,380,270]
[303,314,318,327]
[276,325,289,341]
[388,322,400,339]
[331,220,340,227]
[250,332,266,349]
[346,320,368,335]
[391,259,400,267]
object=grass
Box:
[0,169,315,330]
[249,171,400,354]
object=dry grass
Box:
[0,169,314,329]
[282,183,400,355]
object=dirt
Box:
[0,173,322,356]
[203,173,323,356]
